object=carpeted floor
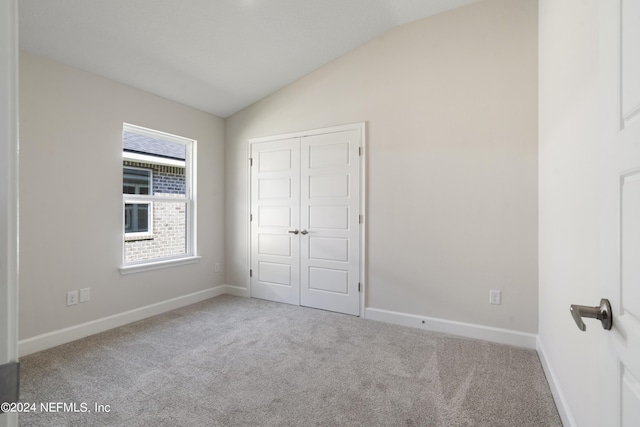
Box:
[19,295,562,426]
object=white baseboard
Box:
[223,284,250,297]
[537,337,576,427]
[19,287,535,358]
[364,307,537,349]
[19,286,227,357]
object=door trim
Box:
[247,122,366,316]
[0,1,19,426]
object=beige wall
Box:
[19,52,226,340]
[225,0,538,332]
[538,0,600,425]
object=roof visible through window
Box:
[123,131,186,161]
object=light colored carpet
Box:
[19,295,561,426]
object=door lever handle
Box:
[300,230,309,235]
[570,298,612,331]
[288,229,299,235]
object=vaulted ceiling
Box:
[19,0,477,118]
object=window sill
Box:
[119,256,201,275]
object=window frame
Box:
[120,123,199,274]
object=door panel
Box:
[259,178,291,199]
[309,142,350,168]
[622,368,640,427]
[258,262,291,286]
[601,1,640,425]
[258,149,292,172]
[615,169,640,426]
[258,206,291,227]
[258,234,291,257]
[621,172,640,319]
[308,237,349,262]
[309,267,349,294]
[251,138,300,305]
[309,206,350,229]
[310,174,350,198]
[300,130,361,315]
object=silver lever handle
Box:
[300,230,309,235]
[288,229,299,235]
[570,299,612,331]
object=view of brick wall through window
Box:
[123,129,188,263]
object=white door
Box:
[251,138,301,305]
[250,126,363,316]
[598,1,640,425]
[300,130,361,315]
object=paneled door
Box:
[250,125,363,316]
[300,130,361,315]
[599,1,640,425]
[250,137,301,305]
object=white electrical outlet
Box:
[67,290,78,306]
[489,290,501,305]
[80,288,90,303]
[214,262,220,273]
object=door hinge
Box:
[250,214,253,222]
[358,283,362,292]
[359,214,363,224]
[249,269,253,277]
[249,158,253,166]
[359,146,363,156]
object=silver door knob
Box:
[570,298,612,331]
[300,230,309,235]
[288,229,299,235]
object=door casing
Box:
[0,1,19,427]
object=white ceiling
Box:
[19,0,477,118]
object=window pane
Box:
[124,203,149,233]
[124,201,187,263]
[123,168,151,195]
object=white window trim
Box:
[123,151,185,168]
[120,123,198,273]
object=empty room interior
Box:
[2,0,640,426]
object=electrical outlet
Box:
[67,290,78,306]
[214,262,220,273]
[489,290,501,305]
[80,288,90,303]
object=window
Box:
[121,123,198,272]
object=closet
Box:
[249,124,364,315]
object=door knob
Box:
[570,298,612,331]
[300,230,309,235]
[288,229,299,235]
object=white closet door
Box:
[300,130,361,315]
[250,138,300,305]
